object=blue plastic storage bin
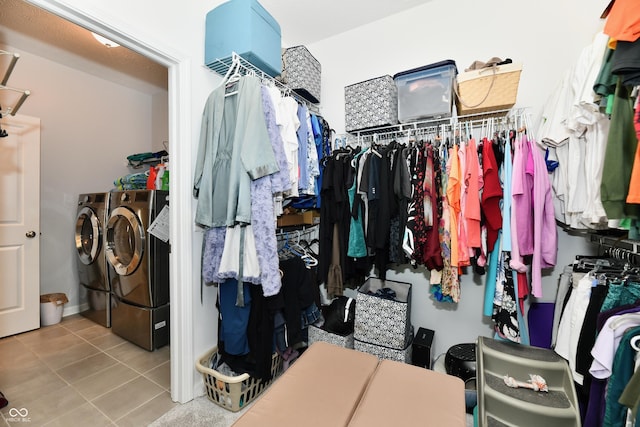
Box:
[394,60,457,122]
[205,0,282,77]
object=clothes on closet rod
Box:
[536,28,640,234]
[277,226,320,271]
[196,72,332,294]
[218,225,322,377]
[318,113,557,328]
[618,333,640,426]
[196,53,334,379]
[549,247,640,426]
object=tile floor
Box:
[0,315,177,426]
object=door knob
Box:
[26,231,36,238]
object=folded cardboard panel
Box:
[232,342,379,427]
[349,360,466,427]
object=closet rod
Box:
[339,108,529,148]
[276,224,318,239]
[590,234,639,256]
[208,52,321,115]
[275,223,319,235]
[347,107,528,139]
[0,50,20,86]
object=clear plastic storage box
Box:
[394,60,457,123]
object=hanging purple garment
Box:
[528,302,555,349]
[202,227,227,285]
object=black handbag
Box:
[322,296,355,336]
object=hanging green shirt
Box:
[194,75,279,228]
[601,78,640,220]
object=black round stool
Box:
[445,343,477,413]
[445,343,476,382]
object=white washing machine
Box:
[75,192,111,327]
[106,189,169,351]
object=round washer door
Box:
[75,207,102,265]
[106,206,145,275]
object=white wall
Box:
[0,41,164,312]
[152,92,169,153]
[305,0,604,357]
[307,0,606,134]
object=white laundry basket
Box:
[40,293,68,326]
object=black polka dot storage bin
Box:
[354,277,412,350]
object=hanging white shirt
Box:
[555,273,594,385]
[280,96,301,198]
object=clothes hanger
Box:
[219,55,239,86]
[609,312,640,331]
[300,238,320,259]
[224,69,242,97]
[368,134,382,158]
[277,233,296,259]
[222,55,244,97]
[295,233,318,268]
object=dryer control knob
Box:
[120,193,129,202]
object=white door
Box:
[0,114,41,337]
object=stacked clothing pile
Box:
[113,171,149,190]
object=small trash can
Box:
[40,293,68,326]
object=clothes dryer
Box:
[75,192,111,327]
[106,189,169,351]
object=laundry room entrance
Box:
[0,0,197,402]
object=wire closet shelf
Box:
[338,107,531,148]
[590,234,640,266]
[208,51,320,114]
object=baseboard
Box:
[62,304,82,318]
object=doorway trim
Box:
[26,0,195,403]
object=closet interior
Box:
[196,46,639,427]
[190,1,640,426]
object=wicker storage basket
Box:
[455,63,522,116]
[196,346,283,412]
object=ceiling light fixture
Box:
[91,32,120,48]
